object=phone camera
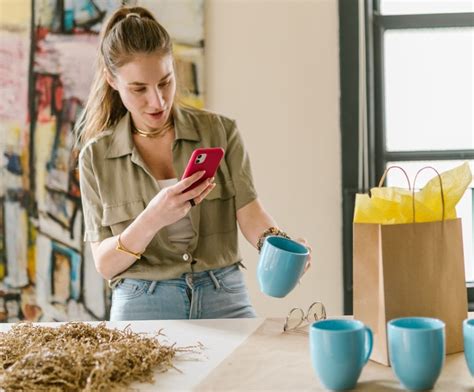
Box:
[195,153,207,164]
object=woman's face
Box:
[107,52,176,132]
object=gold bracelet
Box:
[115,234,142,260]
[256,227,290,253]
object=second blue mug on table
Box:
[310,319,373,390]
[257,236,309,298]
[388,317,445,391]
[464,318,474,376]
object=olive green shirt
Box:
[79,105,257,284]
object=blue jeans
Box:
[109,263,257,320]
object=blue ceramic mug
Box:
[257,236,309,298]
[464,319,474,376]
[310,319,373,390]
[388,317,445,391]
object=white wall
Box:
[205,0,342,317]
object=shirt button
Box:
[182,253,190,262]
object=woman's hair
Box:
[75,6,173,145]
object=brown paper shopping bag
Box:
[353,166,468,365]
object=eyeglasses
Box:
[283,301,327,333]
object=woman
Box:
[77,6,312,321]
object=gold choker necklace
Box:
[131,118,173,138]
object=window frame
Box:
[339,0,474,314]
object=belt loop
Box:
[208,270,221,290]
[147,281,158,295]
[186,274,194,289]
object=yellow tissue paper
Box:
[353,162,472,224]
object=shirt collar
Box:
[105,112,134,159]
[105,105,201,159]
[173,105,201,142]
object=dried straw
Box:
[0,322,201,391]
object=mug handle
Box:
[363,326,373,364]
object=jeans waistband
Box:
[184,263,241,290]
[185,262,240,279]
[117,263,243,294]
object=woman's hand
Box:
[295,237,313,275]
[147,171,216,229]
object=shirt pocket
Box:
[199,180,237,236]
[101,200,146,235]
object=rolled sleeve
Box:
[225,120,258,210]
[78,146,112,242]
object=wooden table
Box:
[1,317,472,391]
[197,318,473,391]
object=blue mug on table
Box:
[257,236,309,298]
[310,319,373,390]
[464,318,474,376]
[388,317,445,391]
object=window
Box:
[380,0,473,15]
[339,0,474,313]
[384,28,473,151]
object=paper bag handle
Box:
[412,166,445,222]
[378,166,412,190]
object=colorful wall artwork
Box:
[0,0,205,322]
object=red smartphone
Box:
[181,147,225,192]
